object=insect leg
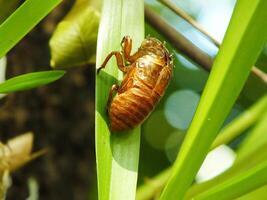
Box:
[97,51,127,74]
[121,36,143,63]
[121,36,132,60]
[107,84,119,112]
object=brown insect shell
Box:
[109,37,173,132]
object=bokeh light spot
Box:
[177,54,198,70]
[164,90,200,130]
[164,131,185,163]
[196,145,236,183]
[143,110,174,150]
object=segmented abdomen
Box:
[109,86,160,132]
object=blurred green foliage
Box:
[49,0,100,68]
[0,0,20,24]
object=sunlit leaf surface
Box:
[0,71,65,94]
[95,0,144,199]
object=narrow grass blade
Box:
[212,93,267,148]
[0,0,61,57]
[136,168,171,200]
[236,109,267,161]
[137,94,267,199]
[237,184,267,200]
[136,95,267,200]
[0,70,65,93]
[95,0,144,200]
[160,1,267,199]
[192,158,267,200]
[185,111,267,198]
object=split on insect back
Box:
[98,35,173,133]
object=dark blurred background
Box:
[1,1,96,199]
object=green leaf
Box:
[136,93,267,200]
[236,108,267,161]
[0,0,61,58]
[234,106,267,199]
[237,184,267,200]
[136,167,171,200]
[49,0,100,68]
[160,1,267,199]
[0,70,65,93]
[95,0,144,199]
[212,93,267,148]
[186,112,267,199]
[192,159,267,200]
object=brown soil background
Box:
[0,1,97,199]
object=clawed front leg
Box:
[121,36,143,63]
[97,36,143,74]
[97,51,127,74]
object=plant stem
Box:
[158,0,220,47]
[145,5,213,71]
[145,3,267,84]
[136,169,171,200]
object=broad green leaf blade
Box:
[49,0,100,68]
[160,1,267,199]
[0,70,65,93]
[193,159,267,200]
[0,0,61,57]
[95,0,144,200]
